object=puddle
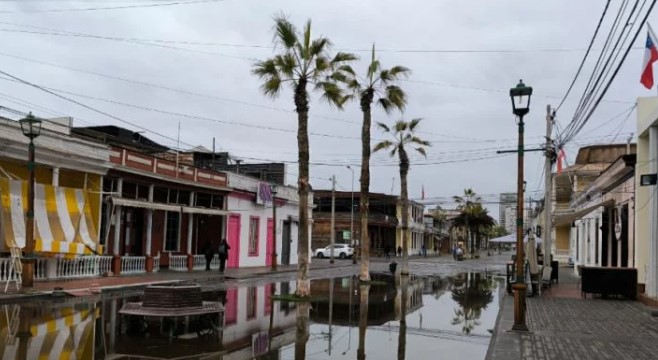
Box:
[0,271,501,359]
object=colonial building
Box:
[312,191,398,255]
[398,200,425,256]
[0,116,110,278]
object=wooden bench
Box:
[580,266,637,300]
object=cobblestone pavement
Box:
[487,266,658,360]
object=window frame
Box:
[163,210,181,252]
[248,216,260,256]
[246,286,257,320]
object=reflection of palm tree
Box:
[357,284,370,360]
[450,272,494,334]
[398,275,408,360]
[294,302,310,360]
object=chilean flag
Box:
[641,24,658,89]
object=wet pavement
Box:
[0,254,509,359]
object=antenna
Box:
[390,177,396,194]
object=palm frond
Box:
[378,98,393,113]
[348,79,362,91]
[368,60,381,82]
[273,15,298,49]
[313,56,331,75]
[376,122,391,133]
[388,65,411,79]
[410,136,431,147]
[415,147,427,157]
[260,76,282,98]
[302,19,312,59]
[393,120,408,133]
[274,54,297,78]
[337,64,356,76]
[390,147,398,157]
[382,85,407,113]
[331,52,358,65]
[373,140,394,153]
[252,59,279,79]
[310,37,331,58]
[317,81,344,108]
[408,118,423,131]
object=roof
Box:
[72,125,169,153]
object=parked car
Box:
[314,244,354,259]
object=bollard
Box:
[389,262,397,274]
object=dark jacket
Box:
[218,240,231,259]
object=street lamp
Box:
[346,166,356,264]
[19,113,42,288]
[509,79,532,331]
[271,184,278,271]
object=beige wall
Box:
[556,225,570,250]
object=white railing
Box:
[98,256,113,275]
[0,258,19,283]
[153,253,161,273]
[34,258,47,280]
[210,255,219,270]
[555,249,570,257]
[53,256,114,279]
[121,256,146,274]
[169,255,188,271]
[193,255,206,270]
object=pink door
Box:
[228,214,241,269]
[224,288,238,326]
[266,218,274,266]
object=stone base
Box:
[146,256,154,273]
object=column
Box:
[112,179,123,275]
[145,185,154,272]
[186,192,196,271]
[607,208,613,267]
[46,168,61,278]
[648,126,658,296]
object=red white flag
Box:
[557,148,566,174]
[641,24,658,89]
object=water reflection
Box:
[450,272,494,335]
[0,271,499,359]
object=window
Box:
[247,286,257,319]
[249,217,260,256]
[164,211,180,251]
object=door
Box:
[227,214,241,268]
[224,287,238,326]
[281,220,291,265]
[266,218,274,267]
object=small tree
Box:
[453,188,482,258]
[252,15,356,296]
[373,119,430,275]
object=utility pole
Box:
[330,175,336,264]
[271,185,278,271]
[542,105,554,262]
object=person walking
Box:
[384,245,391,260]
[204,241,214,271]
[422,244,427,257]
[397,245,402,258]
[218,238,231,273]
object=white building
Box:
[226,172,311,268]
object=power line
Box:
[556,0,612,111]
[0,0,228,13]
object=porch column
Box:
[145,184,154,272]
[45,167,61,278]
[648,126,658,296]
[607,208,613,267]
[112,178,123,275]
[187,192,196,271]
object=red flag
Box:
[557,148,566,174]
[641,24,658,89]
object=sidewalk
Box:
[0,261,354,301]
[487,265,658,360]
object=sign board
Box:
[343,230,350,240]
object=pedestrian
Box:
[384,245,390,260]
[422,244,427,257]
[218,238,231,273]
[204,241,214,271]
[397,246,402,258]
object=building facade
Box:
[397,201,425,255]
[498,192,517,233]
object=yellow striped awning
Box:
[0,178,103,256]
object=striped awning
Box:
[0,178,102,256]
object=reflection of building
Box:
[395,275,424,318]
[310,275,398,326]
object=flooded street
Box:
[0,271,502,359]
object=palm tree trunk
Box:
[399,149,410,275]
[295,80,311,297]
[357,283,370,360]
[397,274,408,360]
[359,92,374,282]
[294,301,310,360]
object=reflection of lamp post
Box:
[509,80,532,331]
[271,185,278,271]
[346,166,356,264]
[19,113,42,288]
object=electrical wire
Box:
[0,0,227,13]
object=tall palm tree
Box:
[252,15,356,297]
[453,188,482,258]
[373,119,431,275]
[343,45,410,282]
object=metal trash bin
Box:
[551,260,559,284]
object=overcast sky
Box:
[0,0,654,217]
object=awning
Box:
[182,206,228,216]
[553,199,615,227]
[111,197,182,212]
[0,179,102,256]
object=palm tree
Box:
[373,119,430,275]
[452,203,495,255]
[453,188,482,258]
[343,45,410,282]
[450,272,494,334]
[252,15,356,297]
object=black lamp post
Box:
[271,184,278,271]
[509,80,532,331]
[18,113,42,288]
